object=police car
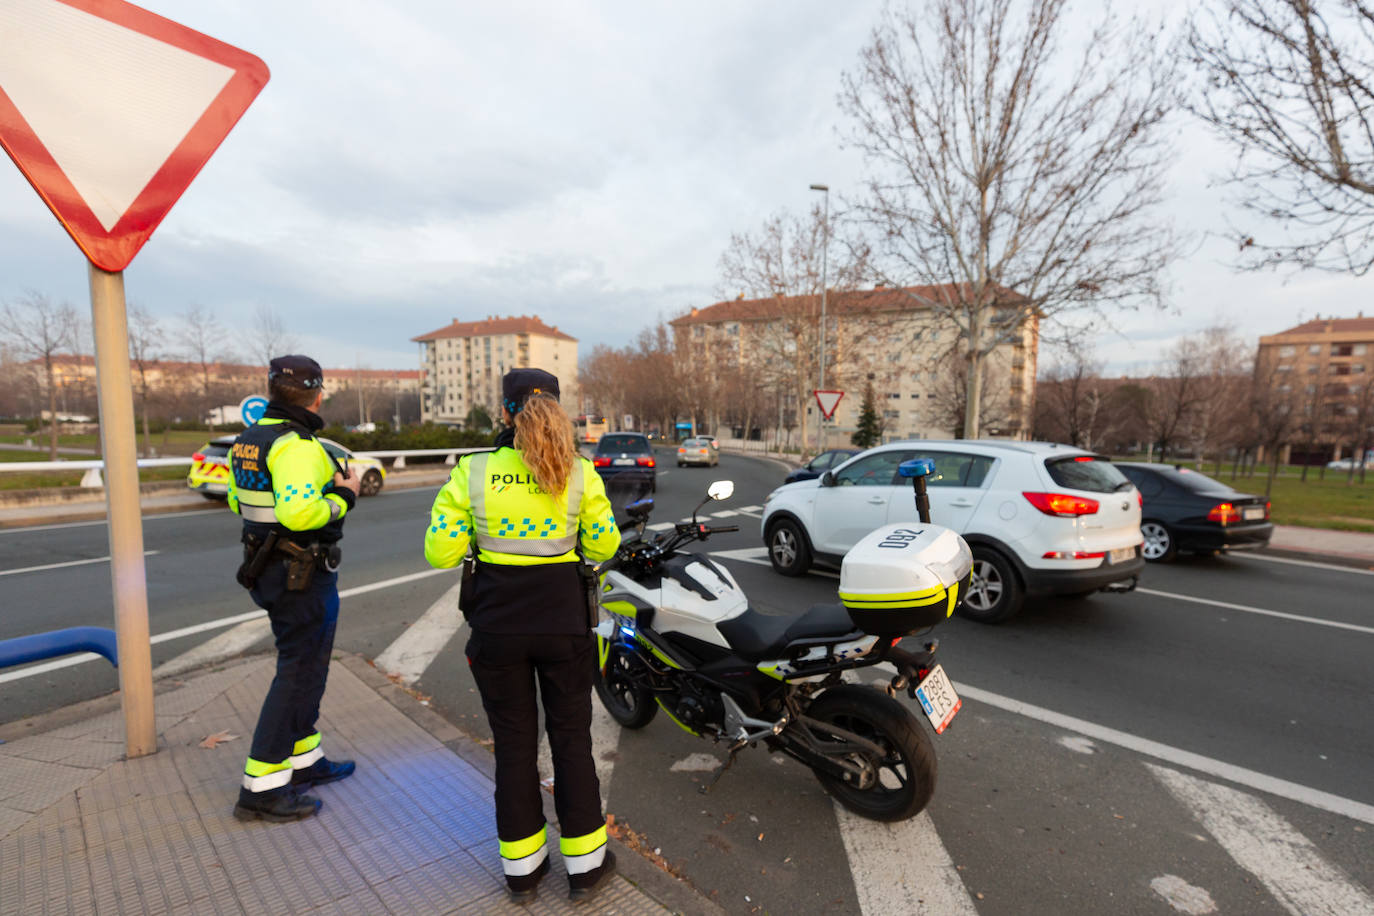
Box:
[188,435,387,499]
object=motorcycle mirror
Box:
[707,480,734,501]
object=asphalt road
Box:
[2,449,1371,915]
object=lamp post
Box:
[810,183,829,453]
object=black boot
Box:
[233,785,321,823]
[568,849,617,904]
[291,757,356,788]
[506,855,550,905]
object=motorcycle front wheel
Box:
[594,639,658,729]
[805,685,936,822]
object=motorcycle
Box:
[592,458,972,821]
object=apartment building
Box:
[413,315,578,424]
[670,285,1038,441]
[1256,315,1374,462]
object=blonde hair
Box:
[513,393,578,496]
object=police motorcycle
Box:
[591,458,972,822]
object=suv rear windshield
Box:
[597,434,651,454]
[1044,456,1129,493]
[201,443,232,458]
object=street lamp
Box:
[810,183,829,452]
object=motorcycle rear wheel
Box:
[805,685,936,822]
[594,640,658,729]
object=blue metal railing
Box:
[0,627,118,670]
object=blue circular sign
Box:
[239,395,269,425]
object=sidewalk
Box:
[0,654,715,915]
[1269,524,1374,565]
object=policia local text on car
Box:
[425,368,622,904]
[227,355,362,823]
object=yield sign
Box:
[0,0,269,272]
[814,389,844,420]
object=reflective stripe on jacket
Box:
[227,418,349,539]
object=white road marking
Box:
[736,505,762,512]
[1149,764,1374,916]
[1058,736,1097,754]
[1150,875,1217,915]
[709,509,740,518]
[835,807,979,916]
[709,547,841,579]
[953,680,1374,826]
[1233,553,1374,576]
[646,522,675,532]
[1136,587,1374,636]
[669,752,721,772]
[0,549,159,577]
[152,618,271,679]
[0,508,221,534]
[537,698,622,797]
[374,579,466,685]
[0,567,452,685]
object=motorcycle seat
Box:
[716,604,862,661]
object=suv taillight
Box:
[592,457,611,468]
[1023,492,1099,517]
[1208,502,1240,524]
[636,456,656,468]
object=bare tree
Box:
[249,304,298,367]
[1185,0,1374,273]
[176,305,235,431]
[1034,340,1114,449]
[925,347,1012,437]
[127,305,161,456]
[0,293,79,459]
[1181,326,1251,469]
[1248,358,1303,496]
[1143,339,1211,462]
[841,0,1180,437]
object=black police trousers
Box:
[247,560,340,768]
[466,631,604,850]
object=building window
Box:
[909,393,920,399]
[883,410,900,419]
[888,393,901,399]
[1332,344,1355,357]
[1276,364,1292,372]
[1278,345,1296,357]
[1356,344,1368,356]
[1309,344,1321,355]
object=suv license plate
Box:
[1108,546,1134,564]
[915,665,960,734]
[613,458,635,466]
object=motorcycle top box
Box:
[838,524,973,636]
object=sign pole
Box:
[88,262,156,758]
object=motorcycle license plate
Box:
[915,665,960,734]
[613,458,635,466]
[1108,546,1135,564]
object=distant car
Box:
[1114,463,1272,562]
[1326,458,1369,470]
[784,448,861,484]
[677,436,719,467]
[188,435,387,500]
[592,432,657,497]
[762,440,1144,623]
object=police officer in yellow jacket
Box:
[228,356,361,822]
[425,368,621,904]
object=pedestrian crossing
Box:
[368,568,1374,916]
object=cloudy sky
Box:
[0,0,1364,378]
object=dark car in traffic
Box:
[1114,463,1272,562]
[592,432,657,503]
[783,448,861,484]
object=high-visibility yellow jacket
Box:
[228,416,351,543]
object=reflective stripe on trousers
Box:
[560,824,608,875]
[242,731,324,792]
[467,453,583,556]
[499,824,548,877]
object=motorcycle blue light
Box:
[620,625,636,638]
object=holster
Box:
[575,561,601,632]
[236,531,279,590]
[277,540,317,592]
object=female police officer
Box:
[424,368,621,904]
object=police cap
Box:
[268,355,324,390]
[502,367,560,415]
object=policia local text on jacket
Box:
[425,390,621,903]
[227,358,359,823]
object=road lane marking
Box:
[835,807,979,916]
[374,579,465,685]
[152,618,271,679]
[1149,764,1374,916]
[951,680,1374,825]
[1150,875,1218,915]
[0,550,159,577]
[646,522,675,532]
[709,509,740,518]
[1235,553,1374,576]
[1135,587,1374,635]
[0,567,452,685]
[710,548,840,579]
[0,509,221,533]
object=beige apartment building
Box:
[413,315,578,424]
[670,285,1038,442]
[1256,316,1374,463]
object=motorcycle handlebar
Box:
[708,524,740,534]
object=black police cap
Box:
[268,355,324,390]
[502,368,560,415]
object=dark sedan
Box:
[592,432,657,504]
[1115,462,1273,562]
[783,448,861,484]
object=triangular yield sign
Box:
[815,390,844,420]
[0,0,269,271]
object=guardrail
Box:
[351,448,486,469]
[0,627,118,672]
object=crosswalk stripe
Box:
[835,807,978,915]
[1148,764,1374,916]
[374,579,466,685]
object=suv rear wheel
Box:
[767,519,812,577]
[959,548,1023,624]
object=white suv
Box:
[761,440,1144,623]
